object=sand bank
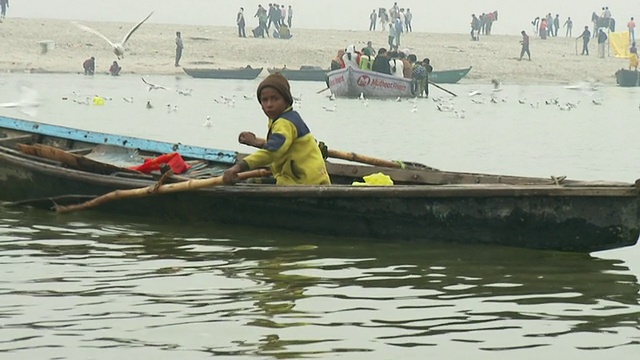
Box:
[0,18,631,84]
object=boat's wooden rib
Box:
[17,143,140,175]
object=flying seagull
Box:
[0,86,40,117]
[72,11,154,59]
[141,77,169,91]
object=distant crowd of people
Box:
[368,3,413,33]
[236,4,293,39]
[519,6,638,70]
[330,43,433,97]
[469,11,498,40]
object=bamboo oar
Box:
[55,169,269,214]
[252,138,436,170]
[428,81,457,97]
[316,87,330,94]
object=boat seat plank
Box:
[0,134,35,148]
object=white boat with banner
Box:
[327,67,413,98]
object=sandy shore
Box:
[0,18,632,84]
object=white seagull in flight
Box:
[72,11,154,59]
[0,86,40,117]
[141,77,169,91]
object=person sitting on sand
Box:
[222,73,330,186]
[630,42,638,71]
[83,56,95,75]
[274,24,292,39]
[109,61,121,76]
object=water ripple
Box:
[0,207,639,358]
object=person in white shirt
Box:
[342,45,359,68]
[388,51,404,77]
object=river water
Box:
[0,73,639,358]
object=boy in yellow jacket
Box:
[223,73,331,185]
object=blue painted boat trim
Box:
[0,116,238,164]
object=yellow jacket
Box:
[242,108,331,185]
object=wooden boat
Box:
[182,66,263,80]
[1,115,639,253]
[327,67,413,98]
[267,66,328,82]
[615,69,640,87]
[430,66,473,84]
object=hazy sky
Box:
[7,0,638,35]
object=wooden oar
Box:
[428,81,457,97]
[251,138,437,170]
[55,169,269,214]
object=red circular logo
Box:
[357,75,371,87]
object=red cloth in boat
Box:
[129,152,191,175]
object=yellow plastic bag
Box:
[352,172,394,186]
[92,96,105,106]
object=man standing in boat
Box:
[222,73,331,186]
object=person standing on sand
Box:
[628,17,636,44]
[0,0,8,20]
[553,14,560,37]
[175,31,183,67]
[405,9,412,32]
[564,17,573,37]
[388,23,397,50]
[629,42,638,70]
[287,5,293,28]
[597,29,607,58]
[470,14,480,41]
[237,7,246,38]
[578,26,591,55]
[369,9,377,31]
[519,31,531,61]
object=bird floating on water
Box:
[122,96,134,103]
[146,100,153,109]
[203,116,212,128]
[72,11,154,59]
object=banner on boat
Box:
[327,67,413,98]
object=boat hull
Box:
[182,67,263,80]
[615,69,640,87]
[268,68,328,82]
[0,149,638,253]
[327,67,413,98]
[430,67,473,84]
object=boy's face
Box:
[260,87,288,119]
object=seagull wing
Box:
[141,77,155,87]
[72,22,116,48]
[121,11,154,46]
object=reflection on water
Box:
[1,206,639,359]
